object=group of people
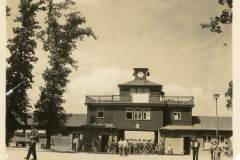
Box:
[191,137,232,160]
[210,140,232,160]
[107,138,165,156]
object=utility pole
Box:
[213,94,220,141]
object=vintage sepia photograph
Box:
[5,0,233,160]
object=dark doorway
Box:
[101,135,109,152]
[183,137,191,155]
[154,130,158,144]
[117,129,124,141]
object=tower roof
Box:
[133,68,149,72]
[118,79,162,86]
[118,68,162,87]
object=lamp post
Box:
[213,94,220,142]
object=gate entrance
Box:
[183,136,191,155]
[101,135,109,152]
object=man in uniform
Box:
[73,135,79,152]
[112,140,117,154]
[128,139,133,154]
[221,140,230,160]
[210,139,218,160]
[118,138,123,156]
[191,137,200,160]
[132,139,137,154]
[149,139,154,154]
[24,126,39,160]
[212,141,222,160]
[122,139,128,156]
[143,139,147,154]
[138,139,143,154]
[159,139,165,155]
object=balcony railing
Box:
[85,95,194,104]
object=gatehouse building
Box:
[83,68,232,154]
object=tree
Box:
[6,6,11,17]
[225,81,232,110]
[6,0,44,145]
[34,0,96,149]
[201,0,232,110]
[201,0,232,33]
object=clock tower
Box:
[133,68,150,80]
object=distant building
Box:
[11,114,87,150]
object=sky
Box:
[7,0,232,116]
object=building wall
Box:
[164,137,184,154]
[119,87,130,96]
[51,135,72,151]
[87,103,194,130]
[87,105,164,130]
[166,107,192,125]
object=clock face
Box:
[137,71,144,78]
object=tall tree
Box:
[201,0,232,110]
[6,0,44,145]
[34,0,96,149]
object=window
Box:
[96,108,104,118]
[218,135,225,143]
[130,88,150,94]
[130,88,136,94]
[134,108,142,120]
[126,108,150,120]
[203,135,211,143]
[173,112,181,120]
[126,108,133,120]
[143,108,151,120]
[144,88,150,94]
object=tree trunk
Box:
[46,126,52,149]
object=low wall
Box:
[51,135,72,151]
[164,137,183,155]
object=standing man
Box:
[72,135,79,152]
[122,139,128,156]
[128,139,133,154]
[213,142,222,160]
[24,126,39,160]
[191,137,200,160]
[167,145,173,155]
[133,139,137,154]
[160,139,165,155]
[118,138,123,156]
[210,139,218,160]
[221,140,230,160]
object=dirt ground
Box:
[6,148,232,160]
